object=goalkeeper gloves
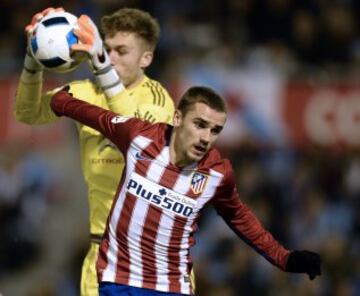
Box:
[285,250,322,280]
[72,15,124,97]
[24,7,64,74]
[25,7,64,35]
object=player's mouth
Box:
[193,144,207,155]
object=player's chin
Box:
[188,150,205,162]
[115,69,127,82]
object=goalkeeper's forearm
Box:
[22,51,43,83]
[72,14,125,99]
[92,61,124,98]
[15,53,44,124]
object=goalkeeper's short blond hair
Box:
[101,8,160,51]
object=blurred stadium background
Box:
[0,0,359,295]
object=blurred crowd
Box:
[0,0,359,77]
[0,0,359,295]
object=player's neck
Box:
[125,72,145,90]
[169,132,192,168]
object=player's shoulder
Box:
[127,118,170,142]
[139,76,172,106]
[140,120,170,135]
[200,149,224,168]
[141,76,167,91]
[200,149,234,176]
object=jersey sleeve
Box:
[14,73,86,124]
[51,90,146,153]
[211,160,290,271]
[14,71,60,124]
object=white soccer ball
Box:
[29,11,85,73]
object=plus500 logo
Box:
[126,178,194,218]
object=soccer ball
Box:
[29,11,85,73]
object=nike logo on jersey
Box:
[134,151,151,161]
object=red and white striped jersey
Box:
[51,92,291,295]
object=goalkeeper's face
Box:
[104,31,153,89]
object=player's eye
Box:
[117,49,128,55]
[211,127,222,135]
[194,120,206,129]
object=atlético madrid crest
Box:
[190,172,208,194]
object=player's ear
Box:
[140,51,153,69]
[173,110,182,127]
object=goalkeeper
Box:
[15,7,179,296]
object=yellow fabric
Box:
[81,243,100,296]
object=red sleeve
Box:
[50,90,146,153]
[211,160,290,270]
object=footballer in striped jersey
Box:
[50,86,322,295]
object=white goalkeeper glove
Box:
[72,15,124,97]
[24,7,64,75]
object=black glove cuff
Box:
[285,250,322,280]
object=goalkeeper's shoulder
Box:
[140,76,174,110]
[136,76,175,124]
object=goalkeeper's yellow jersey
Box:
[15,75,175,236]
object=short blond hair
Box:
[101,8,160,51]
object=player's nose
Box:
[107,50,116,65]
[200,129,211,143]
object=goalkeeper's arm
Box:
[72,15,124,99]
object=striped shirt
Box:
[51,92,291,295]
